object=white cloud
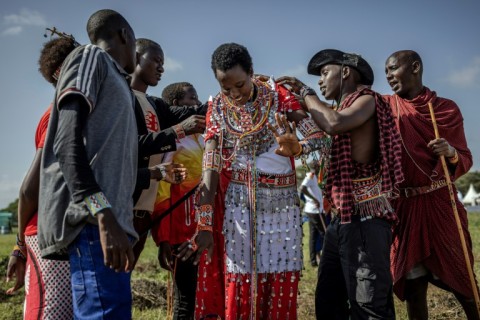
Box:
[164,57,183,72]
[446,56,480,88]
[2,26,22,36]
[1,8,46,37]
[4,8,46,27]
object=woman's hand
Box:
[177,231,214,265]
[268,113,302,157]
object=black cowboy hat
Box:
[307,49,374,86]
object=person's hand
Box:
[276,76,307,95]
[158,241,173,272]
[267,113,302,157]
[177,231,214,265]
[314,199,320,208]
[180,115,206,135]
[97,208,135,272]
[157,163,187,184]
[5,255,26,295]
[427,138,456,158]
[275,76,311,112]
[254,74,270,82]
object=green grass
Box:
[2,213,480,319]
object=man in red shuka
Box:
[384,50,478,320]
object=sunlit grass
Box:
[1,212,480,319]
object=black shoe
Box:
[311,261,318,267]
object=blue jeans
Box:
[68,223,132,320]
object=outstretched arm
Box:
[277,76,376,135]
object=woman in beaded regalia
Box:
[178,43,326,320]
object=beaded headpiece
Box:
[43,27,80,81]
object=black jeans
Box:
[171,244,198,320]
[307,212,326,265]
[315,216,395,320]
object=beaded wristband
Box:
[16,233,27,254]
[196,204,214,228]
[297,117,320,138]
[158,165,167,181]
[300,85,316,99]
[173,124,186,140]
[84,191,112,217]
[11,245,26,260]
[203,150,222,172]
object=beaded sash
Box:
[351,172,395,221]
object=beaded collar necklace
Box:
[221,78,274,139]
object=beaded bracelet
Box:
[173,124,186,140]
[16,233,27,253]
[11,245,26,260]
[84,191,112,217]
[196,204,214,229]
[158,165,167,181]
[203,150,222,172]
[300,85,316,99]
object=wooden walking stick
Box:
[428,102,480,315]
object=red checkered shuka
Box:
[326,88,404,224]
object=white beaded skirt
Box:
[223,180,303,274]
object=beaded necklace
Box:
[214,78,277,163]
[222,81,273,139]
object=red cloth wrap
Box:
[385,87,475,300]
[326,88,404,224]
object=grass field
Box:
[1,212,480,319]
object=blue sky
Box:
[0,0,479,208]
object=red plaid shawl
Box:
[326,88,404,224]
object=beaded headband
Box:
[44,27,80,81]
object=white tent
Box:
[463,184,480,206]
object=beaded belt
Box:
[352,172,382,203]
[230,169,296,188]
[399,179,447,198]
